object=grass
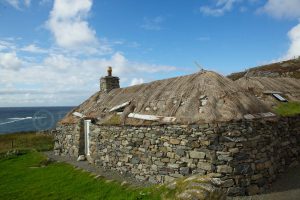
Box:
[0,151,162,200]
[274,102,300,116]
[0,132,163,200]
[0,132,53,154]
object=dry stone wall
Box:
[54,116,300,196]
[54,123,82,157]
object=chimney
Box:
[100,66,120,92]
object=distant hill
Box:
[228,57,300,81]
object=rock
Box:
[161,174,226,200]
[170,138,181,145]
[197,162,213,171]
[77,155,86,161]
[175,149,185,157]
[251,174,263,181]
[131,157,140,164]
[161,158,170,163]
[211,178,234,187]
[168,163,179,169]
[227,187,245,196]
[234,164,252,175]
[217,165,233,174]
[180,167,191,175]
[247,185,260,195]
[189,151,206,159]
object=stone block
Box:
[189,151,206,159]
[180,167,191,175]
[197,162,213,171]
[170,138,181,145]
[217,165,233,174]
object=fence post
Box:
[11,140,14,149]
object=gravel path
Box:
[43,151,152,188]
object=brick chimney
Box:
[100,66,120,92]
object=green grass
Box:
[0,133,162,200]
[0,151,162,200]
[0,132,53,153]
[274,102,300,116]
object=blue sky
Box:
[0,0,300,107]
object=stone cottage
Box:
[54,67,300,196]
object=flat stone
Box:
[168,163,179,169]
[197,162,213,171]
[217,165,233,174]
[170,138,181,145]
[189,151,206,159]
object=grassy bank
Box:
[0,151,161,200]
[0,132,53,154]
[274,102,300,117]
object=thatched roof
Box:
[60,71,270,125]
[236,77,300,106]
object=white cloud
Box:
[4,0,19,9]
[0,52,23,70]
[258,1,300,59]
[21,44,47,54]
[24,0,31,7]
[260,0,300,19]
[200,0,242,17]
[130,78,144,86]
[3,0,31,9]
[284,22,300,59]
[47,0,97,50]
[141,16,164,31]
[0,49,177,106]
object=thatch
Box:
[60,71,270,125]
[236,77,300,106]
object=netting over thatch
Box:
[60,71,270,125]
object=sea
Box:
[0,107,74,134]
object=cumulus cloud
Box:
[0,0,179,106]
[47,0,97,50]
[284,22,300,59]
[259,0,300,59]
[260,0,300,19]
[0,49,177,106]
[0,52,23,70]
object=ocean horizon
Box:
[0,106,74,134]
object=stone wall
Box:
[54,123,82,157]
[54,116,300,196]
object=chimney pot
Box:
[107,66,112,76]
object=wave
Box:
[0,116,47,126]
[8,117,33,120]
